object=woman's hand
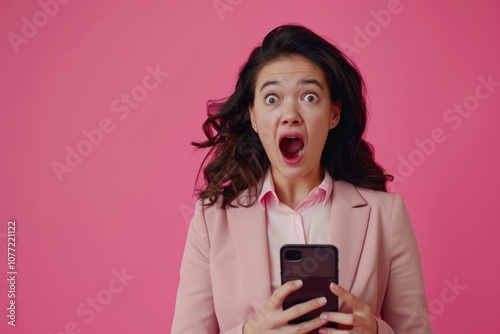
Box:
[317,283,377,334]
[243,279,329,333]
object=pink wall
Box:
[1,0,499,332]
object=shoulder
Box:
[333,179,409,224]
[192,197,228,223]
[333,179,402,207]
[191,190,256,227]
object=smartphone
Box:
[280,244,338,330]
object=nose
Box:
[281,101,302,126]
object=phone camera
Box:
[284,250,302,261]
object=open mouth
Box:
[279,136,304,160]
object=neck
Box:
[271,167,324,209]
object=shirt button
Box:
[290,213,296,218]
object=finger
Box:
[277,296,328,325]
[289,315,330,334]
[319,312,376,333]
[319,311,355,327]
[269,280,303,309]
[329,282,366,312]
[318,327,350,334]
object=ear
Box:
[249,106,258,133]
[329,100,341,130]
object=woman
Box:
[172,24,432,334]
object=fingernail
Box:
[319,329,326,334]
[317,297,327,305]
[294,279,303,286]
[320,312,328,320]
[330,282,339,290]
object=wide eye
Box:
[303,93,318,103]
[265,94,279,104]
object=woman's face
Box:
[249,56,341,185]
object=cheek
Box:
[256,126,275,147]
[309,119,331,147]
[253,113,278,144]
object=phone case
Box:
[280,244,338,331]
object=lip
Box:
[278,131,305,165]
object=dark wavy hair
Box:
[193,24,393,208]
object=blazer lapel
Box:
[227,196,272,311]
[329,180,371,310]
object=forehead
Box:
[255,56,327,88]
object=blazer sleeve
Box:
[376,195,433,334]
[171,201,245,334]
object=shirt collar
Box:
[258,169,334,209]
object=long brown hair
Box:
[193,24,393,208]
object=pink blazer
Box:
[171,180,432,333]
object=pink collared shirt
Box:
[258,170,334,292]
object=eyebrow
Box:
[259,80,281,92]
[259,79,324,92]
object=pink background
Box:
[1,0,499,332]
